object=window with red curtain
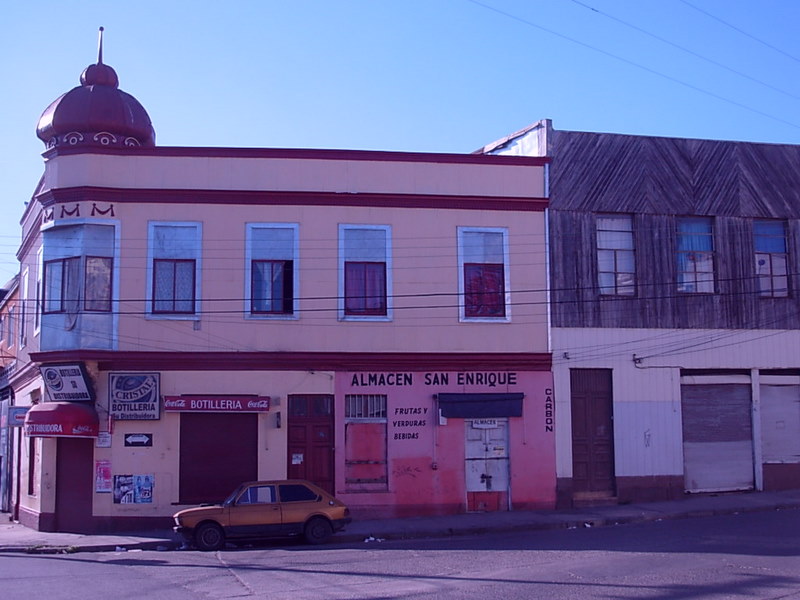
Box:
[345,261,386,315]
[464,263,505,317]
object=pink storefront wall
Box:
[335,369,555,518]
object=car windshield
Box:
[223,486,243,506]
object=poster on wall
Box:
[109,373,160,420]
[113,474,154,503]
[95,460,112,493]
[134,475,154,503]
[113,475,134,503]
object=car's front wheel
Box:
[194,522,225,551]
[304,517,333,544]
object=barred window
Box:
[345,394,387,420]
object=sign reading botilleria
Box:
[163,395,270,413]
[109,373,160,420]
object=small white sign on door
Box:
[472,419,498,429]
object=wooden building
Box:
[481,119,800,507]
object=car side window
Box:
[279,484,320,502]
[238,485,276,504]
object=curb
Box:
[3,500,798,554]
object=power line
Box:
[679,0,800,65]
[570,0,800,102]
[465,0,800,130]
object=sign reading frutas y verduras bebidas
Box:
[109,373,160,420]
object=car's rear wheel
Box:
[194,522,225,551]
[304,517,333,544]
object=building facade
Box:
[483,119,800,507]
[8,52,554,532]
[1,275,20,514]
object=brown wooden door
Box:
[570,369,615,496]
[287,395,334,494]
[55,437,94,532]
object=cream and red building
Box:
[6,48,553,531]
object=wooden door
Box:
[287,395,334,494]
[570,369,616,497]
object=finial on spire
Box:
[98,27,105,64]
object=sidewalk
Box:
[2,488,800,554]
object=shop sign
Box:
[109,373,160,420]
[8,406,29,427]
[41,363,94,402]
[350,371,519,388]
[472,419,499,429]
[163,395,270,413]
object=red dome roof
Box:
[36,32,155,149]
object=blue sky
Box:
[2,0,800,284]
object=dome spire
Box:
[97,26,104,65]
[36,27,156,148]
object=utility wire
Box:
[679,0,800,65]
[570,0,800,102]
[465,0,800,130]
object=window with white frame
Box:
[677,217,715,293]
[459,227,509,319]
[754,220,789,298]
[246,224,298,317]
[340,225,391,319]
[596,214,635,296]
[148,223,201,317]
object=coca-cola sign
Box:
[163,395,270,413]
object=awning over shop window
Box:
[24,402,99,438]
[437,393,524,418]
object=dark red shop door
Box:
[55,437,94,533]
[287,395,334,494]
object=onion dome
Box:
[36,28,155,149]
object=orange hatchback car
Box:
[173,480,352,551]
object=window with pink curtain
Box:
[345,262,386,315]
